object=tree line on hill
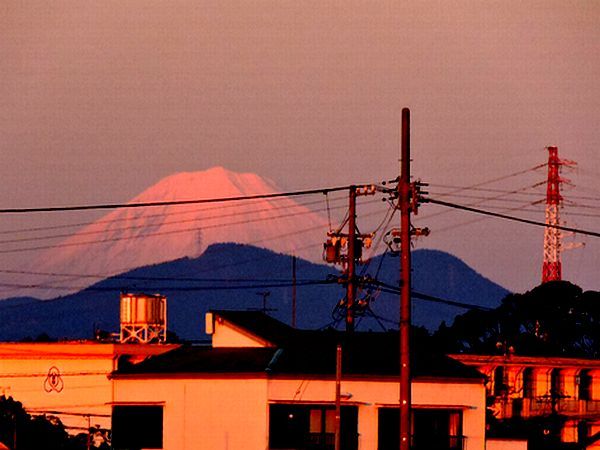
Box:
[433,280,600,359]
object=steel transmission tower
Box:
[542,146,575,283]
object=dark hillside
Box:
[0,244,509,341]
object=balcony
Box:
[412,435,465,450]
[509,398,600,417]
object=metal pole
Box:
[335,344,342,450]
[399,107,412,450]
[346,186,357,332]
[292,255,297,328]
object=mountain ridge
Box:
[0,243,509,341]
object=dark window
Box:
[523,368,534,398]
[269,404,357,450]
[551,369,563,397]
[494,366,506,396]
[112,405,163,450]
[378,408,464,450]
[578,370,592,401]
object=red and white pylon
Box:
[542,146,575,283]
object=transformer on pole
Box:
[542,146,575,283]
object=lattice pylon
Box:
[542,146,563,283]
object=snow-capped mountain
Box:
[18,167,331,298]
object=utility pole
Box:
[256,291,271,313]
[346,186,357,333]
[292,255,297,328]
[86,415,91,450]
[323,185,374,331]
[399,107,412,450]
[334,344,342,450]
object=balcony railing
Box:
[307,432,334,448]
[506,398,600,417]
[412,435,465,450]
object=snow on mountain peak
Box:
[135,167,279,202]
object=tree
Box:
[434,281,600,358]
[0,395,87,450]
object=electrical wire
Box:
[0,196,349,244]
[419,181,545,222]
[0,198,383,254]
[0,185,353,214]
[430,184,600,203]
[0,204,333,254]
[425,198,600,238]
[0,268,320,284]
[431,200,540,234]
[372,283,493,311]
[0,193,350,238]
[0,205,393,298]
[0,279,336,293]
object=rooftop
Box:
[114,311,483,381]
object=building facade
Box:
[110,311,488,450]
[452,354,600,449]
[0,342,177,433]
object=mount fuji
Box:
[14,167,331,299]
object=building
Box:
[110,310,489,450]
[452,354,600,449]
[0,342,177,434]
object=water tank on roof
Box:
[119,293,167,344]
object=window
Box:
[523,368,535,399]
[578,370,592,401]
[269,404,358,450]
[112,405,163,449]
[551,369,563,398]
[378,408,464,450]
[493,366,507,396]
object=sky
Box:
[1,1,599,294]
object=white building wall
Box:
[268,378,485,450]
[112,375,486,450]
[114,376,269,450]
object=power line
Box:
[0,268,320,284]
[0,196,358,246]
[371,282,493,311]
[0,279,335,293]
[0,185,352,214]
[430,183,600,203]
[0,193,350,236]
[431,200,540,234]
[425,198,600,238]
[0,206,392,298]
[0,205,331,254]
[429,164,546,196]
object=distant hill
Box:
[0,243,509,341]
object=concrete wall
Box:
[207,314,271,348]
[0,343,175,432]
[0,355,113,430]
[114,377,269,450]
[486,438,527,450]
[112,375,485,450]
[269,378,486,450]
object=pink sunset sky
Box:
[1,1,599,293]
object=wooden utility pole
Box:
[334,344,342,450]
[399,107,412,450]
[292,255,297,328]
[346,186,357,332]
